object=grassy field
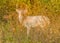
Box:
[0,0,60,43]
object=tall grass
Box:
[0,0,60,43]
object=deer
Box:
[16,3,50,37]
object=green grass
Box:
[0,0,60,43]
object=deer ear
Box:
[16,9,19,12]
[16,9,21,13]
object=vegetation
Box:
[0,0,60,43]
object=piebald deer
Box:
[16,4,50,37]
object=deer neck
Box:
[18,11,23,23]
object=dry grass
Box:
[0,0,60,43]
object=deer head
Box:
[16,3,28,23]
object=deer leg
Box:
[27,27,31,37]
